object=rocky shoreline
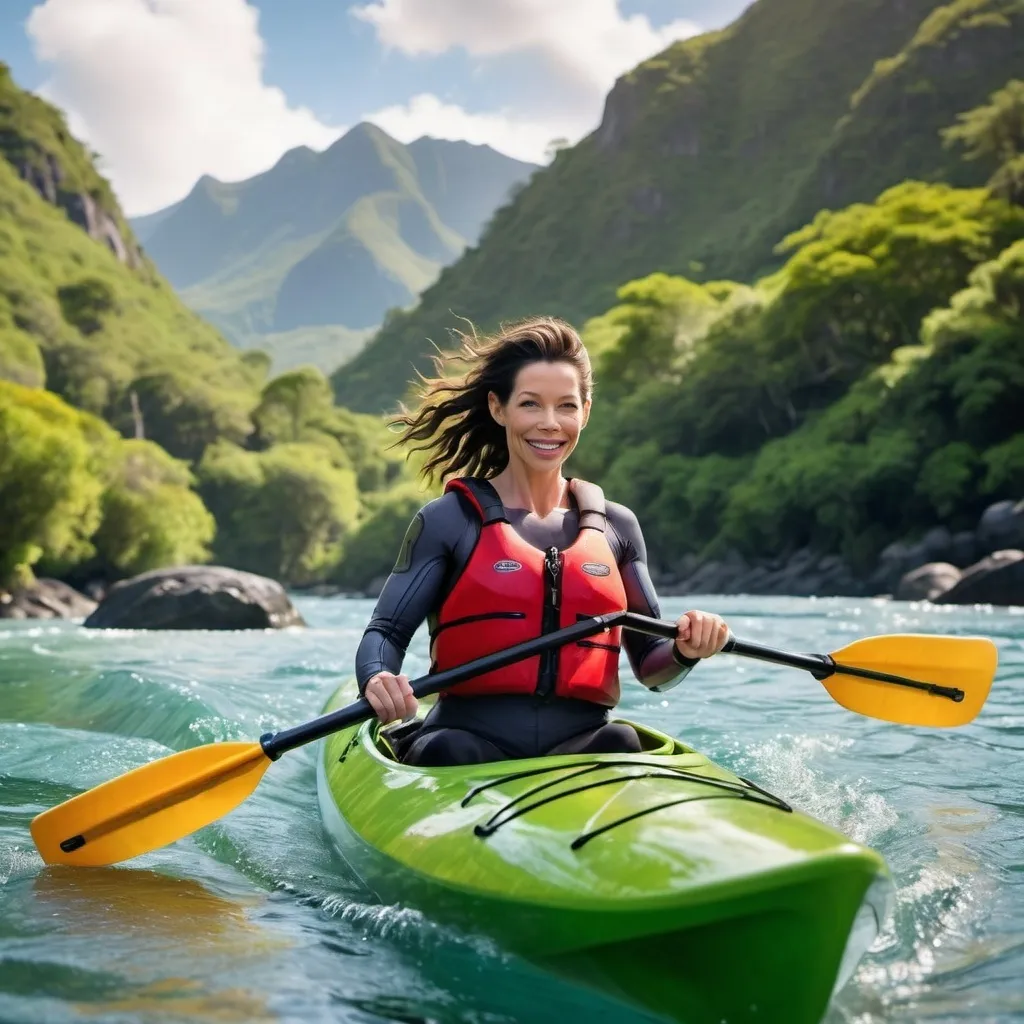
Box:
[3,499,1021,621]
[654,498,1024,604]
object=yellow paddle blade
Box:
[30,741,272,867]
[822,634,997,728]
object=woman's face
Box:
[489,360,590,472]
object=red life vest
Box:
[430,477,627,706]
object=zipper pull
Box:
[545,546,561,600]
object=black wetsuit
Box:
[356,485,697,765]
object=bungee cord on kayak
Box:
[464,760,793,840]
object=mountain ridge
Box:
[331,0,1023,413]
[135,124,538,369]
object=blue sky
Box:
[1,0,752,215]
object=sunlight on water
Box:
[1,595,1021,1023]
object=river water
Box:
[1,596,1022,1024]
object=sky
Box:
[0,0,753,217]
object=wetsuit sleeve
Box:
[606,502,699,693]
[355,492,473,692]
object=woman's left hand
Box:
[675,610,730,660]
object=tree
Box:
[944,80,1024,204]
[252,366,334,445]
[197,441,359,584]
[0,382,107,587]
[90,439,215,577]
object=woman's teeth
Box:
[528,441,564,450]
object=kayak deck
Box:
[317,683,891,1023]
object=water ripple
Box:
[0,596,1021,1023]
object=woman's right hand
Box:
[364,671,418,724]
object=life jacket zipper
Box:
[536,546,562,698]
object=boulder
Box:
[949,530,978,568]
[84,566,306,630]
[919,526,953,563]
[0,579,97,620]
[976,500,1024,555]
[895,562,962,602]
[933,550,1024,606]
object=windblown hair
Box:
[391,316,593,482]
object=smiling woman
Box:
[355,316,730,766]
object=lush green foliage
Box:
[571,188,1024,574]
[944,78,1024,202]
[0,382,213,589]
[336,0,1024,415]
[195,440,360,585]
[89,440,215,578]
[0,382,106,587]
[0,68,420,590]
[0,63,126,237]
[328,480,439,591]
[0,155,262,460]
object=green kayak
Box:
[317,681,892,1024]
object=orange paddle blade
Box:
[822,634,997,727]
[30,742,271,867]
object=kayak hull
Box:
[316,683,891,1023]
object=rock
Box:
[920,526,953,563]
[732,565,773,594]
[675,560,724,593]
[976,500,1024,555]
[949,530,978,568]
[84,566,305,630]
[871,535,937,591]
[17,152,141,268]
[934,550,1024,606]
[895,562,962,602]
[0,579,97,620]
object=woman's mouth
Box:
[527,439,566,453]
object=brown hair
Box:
[391,316,593,482]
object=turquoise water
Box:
[1,596,1022,1024]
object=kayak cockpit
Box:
[374,714,681,764]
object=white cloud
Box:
[365,93,570,164]
[26,0,343,216]
[351,0,700,99]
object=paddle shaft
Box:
[723,635,964,702]
[261,611,639,759]
[261,610,963,761]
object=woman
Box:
[357,316,729,766]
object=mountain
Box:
[135,126,537,371]
[0,61,262,460]
[332,0,1024,413]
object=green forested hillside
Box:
[0,65,426,593]
[334,0,1024,414]
[0,128,260,459]
[137,125,537,367]
[3,2,1023,600]
[568,181,1024,578]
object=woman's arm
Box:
[606,502,699,693]
[355,492,475,692]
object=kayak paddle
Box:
[30,612,996,867]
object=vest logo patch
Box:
[582,562,611,577]
[493,560,523,573]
